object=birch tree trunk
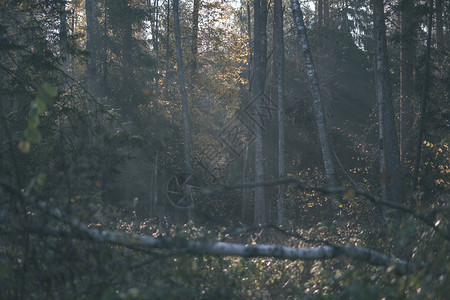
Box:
[9,201,418,274]
[290,0,338,212]
[373,0,404,205]
[173,0,193,177]
[274,0,285,226]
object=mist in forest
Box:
[0,0,449,298]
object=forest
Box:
[0,0,449,298]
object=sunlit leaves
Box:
[18,140,31,153]
[421,141,449,188]
[343,188,356,201]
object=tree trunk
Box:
[154,0,160,95]
[411,0,434,199]
[400,0,416,170]
[122,0,134,97]
[247,1,252,83]
[323,0,329,24]
[373,0,404,204]
[164,0,171,103]
[191,0,200,74]
[253,0,267,225]
[435,0,443,52]
[85,0,101,98]
[274,0,285,226]
[290,0,338,212]
[173,0,193,177]
[58,0,68,72]
[241,143,249,223]
[151,153,159,216]
[102,0,108,98]
[375,57,388,203]
[317,0,323,27]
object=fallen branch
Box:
[0,179,430,274]
[0,203,420,275]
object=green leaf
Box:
[37,83,57,105]
[29,99,45,116]
[27,115,39,128]
[36,173,46,186]
[43,82,58,98]
[37,89,51,105]
[24,127,42,143]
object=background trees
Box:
[0,0,449,298]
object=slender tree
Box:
[317,0,323,27]
[150,0,160,95]
[58,0,69,71]
[121,0,134,97]
[290,0,338,212]
[253,0,268,225]
[85,0,101,98]
[173,0,192,177]
[411,0,434,199]
[435,0,443,52]
[373,0,404,204]
[191,0,200,74]
[164,0,171,102]
[274,0,285,225]
[399,0,416,169]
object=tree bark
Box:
[173,0,193,177]
[154,0,160,95]
[435,0,443,52]
[411,0,434,199]
[122,0,134,97]
[373,0,404,204]
[323,0,329,24]
[317,0,323,27]
[58,0,68,72]
[274,0,285,226]
[247,1,252,83]
[400,0,416,169]
[290,0,338,212]
[102,0,108,98]
[191,0,200,74]
[242,143,249,222]
[164,0,171,103]
[253,0,268,225]
[85,0,101,98]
